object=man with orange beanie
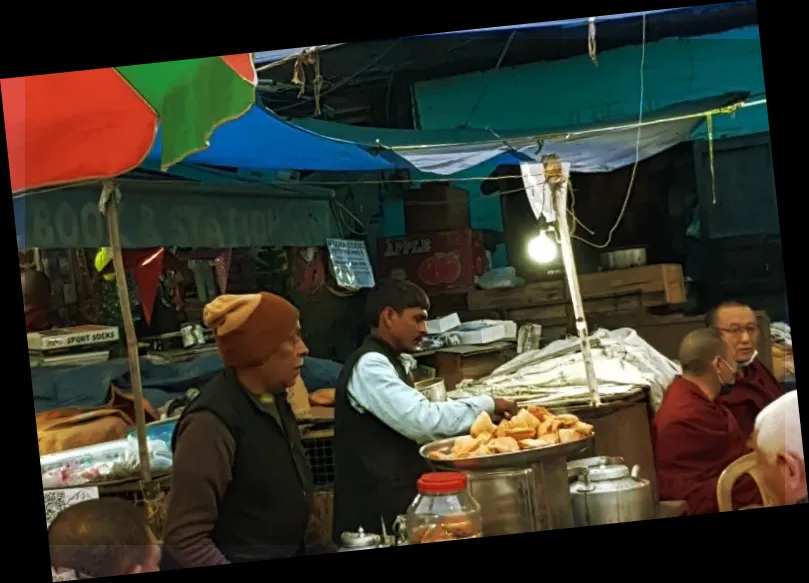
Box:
[162,292,334,569]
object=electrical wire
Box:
[13,94,764,205]
[570,12,646,249]
[462,30,518,127]
[270,41,403,114]
[330,198,367,236]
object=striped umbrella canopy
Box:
[2,55,257,194]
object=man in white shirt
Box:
[331,279,518,541]
[753,390,806,505]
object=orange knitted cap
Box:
[202,292,299,369]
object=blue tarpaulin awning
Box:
[145,106,397,173]
[143,93,749,176]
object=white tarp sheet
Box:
[395,114,698,175]
[449,327,681,411]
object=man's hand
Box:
[493,398,519,419]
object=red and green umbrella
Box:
[2,55,257,194]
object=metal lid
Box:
[340,527,381,548]
[586,464,630,482]
[567,456,624,471]
[418,472,468,495]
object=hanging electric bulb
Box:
[528,226,558,264]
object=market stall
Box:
[334,160,685,546]
[5,56,271,528]
[19,177,342,467]
[11,47,772,545]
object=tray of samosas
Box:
[419,406,594,470]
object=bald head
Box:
[755,391,803,461]
[754,391,806,505]
[48,498,159,577]
[20,269,51,309]
[678,328,731,376]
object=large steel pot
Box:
[569,463,654,527]
[420,437,592,535]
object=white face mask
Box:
[738,350,759,368]
[716,358,737,392]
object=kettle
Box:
[569,463,654,527]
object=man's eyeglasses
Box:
[715,325,759,337]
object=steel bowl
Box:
[419,435,594,471]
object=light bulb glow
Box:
[527,229,558,264]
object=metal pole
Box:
[100,182,153,486]
[544,158,602,407]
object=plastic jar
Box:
[406,472,483,544]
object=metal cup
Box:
[415,378,447,402]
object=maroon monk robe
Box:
[717,359,783,438]
[652,376,762,515]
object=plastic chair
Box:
[716,452,775,511]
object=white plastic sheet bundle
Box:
[449,328,681,411]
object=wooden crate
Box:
[578,264,686,306]
[504,291,678,329]
[467,279,566,311]
[467,264,686,313]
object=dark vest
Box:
[171,369,314,563]
[331,336,431,543]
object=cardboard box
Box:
[426,313,462,335]
[404,183,470,233]
[452,320,518,345]
[377,229,485,294]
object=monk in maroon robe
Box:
[706,301,783,437]
[653,328,762,515]
[21,269,59,333]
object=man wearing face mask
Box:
[652,328,762,515]
[706,301,783,437]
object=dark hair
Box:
[704,300,752,328]
[365,278,430,328]
[679,328,728,375]
[48,498,154,578]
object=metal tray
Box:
[419,435,594,471]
